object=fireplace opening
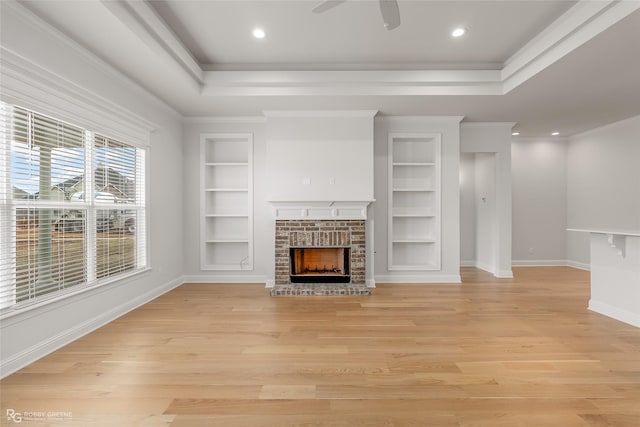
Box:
[289,247,351,283]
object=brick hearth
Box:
[275,220,366,286]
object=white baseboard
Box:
[460,260,476,267]
[566,260,591,271]
[512,259,568,267]
[589,299,640,328]
[375,274,461,284]
[182,275,268,284]
[474,261,495,275]
[366,278,376,288]
[0,276,184,379]
[495,269,514,279]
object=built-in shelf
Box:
[200,133,253,270]
[388,133,441,271]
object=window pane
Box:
[11,108,85,201]
[16,208,86,303]
[94,135,138,203]
[96,209,136,279]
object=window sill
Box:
[0,267,151,322]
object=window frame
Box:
[0,103,150,316]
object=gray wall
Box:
[511,139,568,264]
[567,115,640,267]
[1,3,184,377]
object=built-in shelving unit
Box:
[388,133,441,270]
[200,133,253,270]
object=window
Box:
[0,102,147,311]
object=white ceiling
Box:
[14,0,640,137]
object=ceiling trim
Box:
[202,69,503,96]
[100,0,204,86]
[183,116,267,124]
[57,0,640,100]
[263,110,378,118]
[502,0,640,93]
[1,47,157,146]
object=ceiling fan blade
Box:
[378,0,400,30]
[312,0,346,14]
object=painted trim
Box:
[263,110,378,118]
[0,275,184,379]
[375,274,462,284]
[495,270,514,279]
[512,259,571,267]
[3,0,181,119]
[566,260,591,271]
[589,299,640,328]
[0,47,155,147]
[366,279,376,288]
[182,275,269,284]
[184,116,267,124]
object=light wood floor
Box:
[2,267,639,426]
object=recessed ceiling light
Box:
[551,132,560,136]
[512,132,520,136]
[452,27,466,38]
[252,28,266,39]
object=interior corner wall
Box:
[460,123,513,278]
[474,153,497,273]
[374,116,462,283]
[182,120,271,283]
[0,3,184,377]
[567,115,640,268]
[459,153,476,265]
[511,138,568,265]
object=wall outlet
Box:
[303,178,311,185]
[329,177,335,185]
[528,247,535,254]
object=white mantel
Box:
[269,200,374,220]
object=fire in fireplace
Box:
[289,247,351,283]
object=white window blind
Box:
[0,102,147,311]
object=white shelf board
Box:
[392,162,436,166]
[392,239,436,243]
[392,188,437,192]
[205,214,249,218]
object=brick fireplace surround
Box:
[272,219,370,296]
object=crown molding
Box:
[263,110,378,118]
[3,0,182,120]
[100,0,203,85]
[183,116,267,124]
[502,0,640,93]
[1,47,156,147]
[376,116,464,124]
[202,69,503,97]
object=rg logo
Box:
[6,409,23,423]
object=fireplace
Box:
[290,247,351,283]
[275,219,366,285]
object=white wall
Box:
[374,116,463,283]
[0,3,184,377]
[459,153,476,265]
[474,153,497,273]
[567,115,640,267]
[460,123,513,278]
[511,138,568,265]
[183,119,271,283]
[265,112,375,202]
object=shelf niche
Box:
[200,133,253,270]
[388,133,441,271]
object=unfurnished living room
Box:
[1,1,639,426]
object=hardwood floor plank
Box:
[1,267,639,426]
